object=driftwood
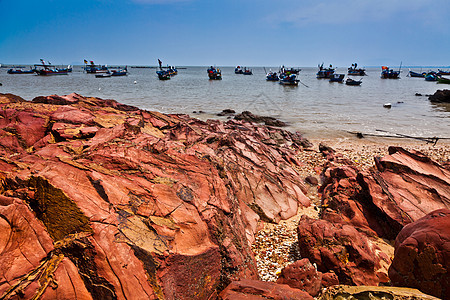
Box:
[346,129,450,146]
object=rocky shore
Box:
[0,93,449,299]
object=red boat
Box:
[33,59,70,75]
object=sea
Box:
[1,66,449,140]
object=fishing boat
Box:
[266,70,279,81]
[84,60,109,73]
[381,66,400,79]
[437,76,450,84]
[345,78,362,86]
[347,63,366,76]
[425,72,438,81]
[437,69,450,76]
[33,59,70,75]
[408,69,426,78]
[207,66,222,80]
[95,72,111,78]
[279,74,299,86]
[110,66,128,76]
[7,67,34,74]
[167,66,178,76]
[243,67,253,75]
[317,63,335,79]
[329,74,345,82]
[156,70,171,80]
[280,66,301,74]
[235,66,243,74]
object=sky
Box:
[1,0,449,67]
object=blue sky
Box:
[1,0,449,67]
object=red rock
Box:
[319,147,450,240]
[297,216,389,286]
[321,271,339,287]
[0,93,312,298]
[389,209,450,300]
[218,279,314,300]
[276,258,322,296]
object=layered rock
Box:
[389,209,450,300]
[319,146,450,240]
[296,216,389,286]
[0,93,311,299]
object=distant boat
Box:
[110,66,128,76]
[95,72,111,78]
[437,69,450,76]
[235,66,243,74]
[156,70,170,80]
[408,69,426,78]
[317,63,335,79]
[437,76,450,84]
[347,63,366,76]
[345,78,362,86]
[33,59,70,75]
[266,70,279,81]
[329,74,345,82]
[281,66,301,74]
[207,66,222,80]
[381,66,400,79]
[243,67,253,75]
[84,60,109,73]
[279,74,299,86]
[7,67,34,74]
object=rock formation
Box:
[0,93,311,299]
[389,209,450,300]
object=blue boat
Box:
[110,66,128,76]
[425,72,438,81]
[329,74,345,82]
[279,74,299,86]
[317,63,335,78]
[235,66,243,74]
[7,67,34,74]
[156,70,171,80]
[408,70,426,78]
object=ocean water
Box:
[1,66,449,139]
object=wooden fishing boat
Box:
[156,70,170,80]
[317,63,335,78]
[266,71,279,81]
[95,72,111,78]
[279,74,299,86]
[347,63,366,76]
[207,66,222,80]
[33,59,70,75]
[329,74,345,82]
[381,66,400,79]
[408,70,426,78]
[7,68,34,74]
[345,78,362,86]
[437,69,450,76]
[243,68,253,75]
[110,66,128,76]
[84,60,109,73]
